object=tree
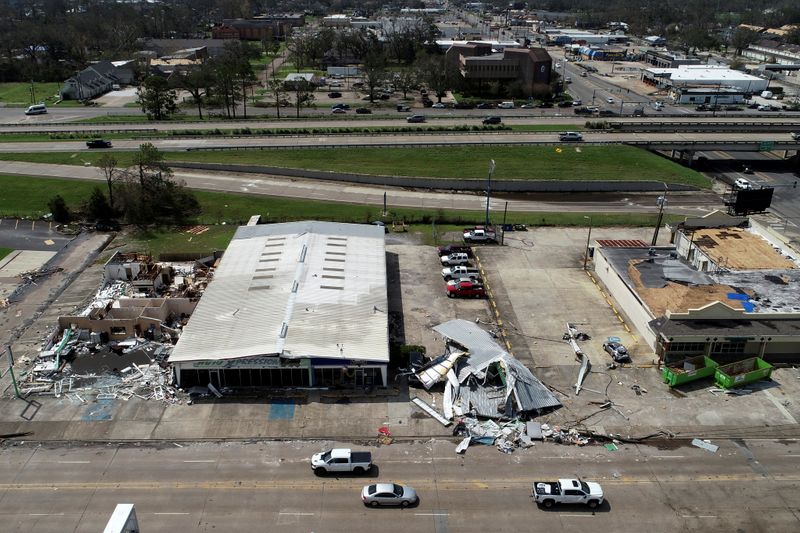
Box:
[266,74,288,119]
[730,28,759,56]
[118,143,200,226]
[211,41,258,118]
[292,79,316,118]
[394,69,418,99]
[415,53,450,103]
[48,195,71,223]
[85,186,115,221]
[97,153,119,209]
[137,75,178,120]
[362,49,387,103]
[173,64,214,120]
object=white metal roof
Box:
[170,221,389,364]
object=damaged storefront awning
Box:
[432,319,561,413]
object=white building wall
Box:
[592,250,659,349]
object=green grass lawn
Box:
[0,145,710,187]
[0,82,62,106]
[0,247,13,261]
[0,173,681,229]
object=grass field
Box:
[0,145,710,187]
[0,247,13,261]
[0,174,681,228]
[0,82,62,106]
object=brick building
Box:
[212,15,305,41]
[446,43,552,97]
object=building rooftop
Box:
[689,227,796,270]
[646,65,763,83]
[170,221,389,364]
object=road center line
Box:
[182,460,215,463]
[57,460,90,464]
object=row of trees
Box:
[50,143,199,226]
[138,41,260,120]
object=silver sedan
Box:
[361,483,418,507]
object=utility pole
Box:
[651,184,668,246]
[5,346,20,398]
[485,159,496,227]
[583,216,593,270]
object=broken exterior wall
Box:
[57,298,197,341]
[593,249,659,349]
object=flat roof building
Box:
[170,221,389,390]
[642,65,768,93]
[592,212,800,365]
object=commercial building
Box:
[592,212,800,365]
[641,65,768,93]
[643,50,702,69]
[577,46,628,61]
[212,15,305,41]
[445,43,552,97]
[744,40,800,66]
[60,61,134,100]
[669,87,748,105]
[170,221,390,390]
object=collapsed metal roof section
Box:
[432,319,561,414]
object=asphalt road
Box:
[0,438,797,532]
[0,161,719,216]
[0,219,71,251]
[0,131,798,152]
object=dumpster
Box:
[714,357,773,389]
[662,356,718,387]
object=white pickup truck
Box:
[463,228,497,243]
[311,448,373,475]
[532,478,604,509]
[441,265,481,280]
[440,252,471,266]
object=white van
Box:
[25,104,47,115]
[497,101,515,109]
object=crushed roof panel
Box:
[689,228,796,270]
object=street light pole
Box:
[583,215,593,270]
[485,159,496,227]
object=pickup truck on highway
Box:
[311,448,373,474]
[440,252,471,266]
[441,265,481,280]
[532,478,604,509]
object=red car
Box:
[446,279,486,298]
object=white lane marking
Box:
[57,460,90,464]
[415,513,449,516]
[682,515,717,518]
[154,512,190,515]
[182,460,215,463]
[279,512,314,516]
[763,389,798,425]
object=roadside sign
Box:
[759,141,774,151]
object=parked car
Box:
[440,252,471,266]
[574,107,592,115]
[579,71,588,77]
[454,102,475,109]
[520,103,535,109]
[327,92,342,98]
[331,103,350,109]
[446,279,486,298]
[558,131,583,142]
[734,177,753,190]
[332,107,347,114]
[86,139,112,148]
[606,97,614,103]
[476,102,492,109]
[442,265,481,281]
[572,99,582,106]
[311,448,373,475]
[598,109,617,117]
[406,114,426,123]
[482,115,502,125]
[396,104,411,112]
[533,479,604,509]
[437,244,473,258]
[431,102,446,108]
[497,101,515,109]
[653,101,664,111]
[557,101,573,108]
[355,107,372,114]
[463,227,497,243]
[602,341,630,363]
[361,483,418,507]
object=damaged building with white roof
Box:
[170,221,389,389]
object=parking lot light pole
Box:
[485,159,496,227]
[651,183,669,246]
[583,215,593,270]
